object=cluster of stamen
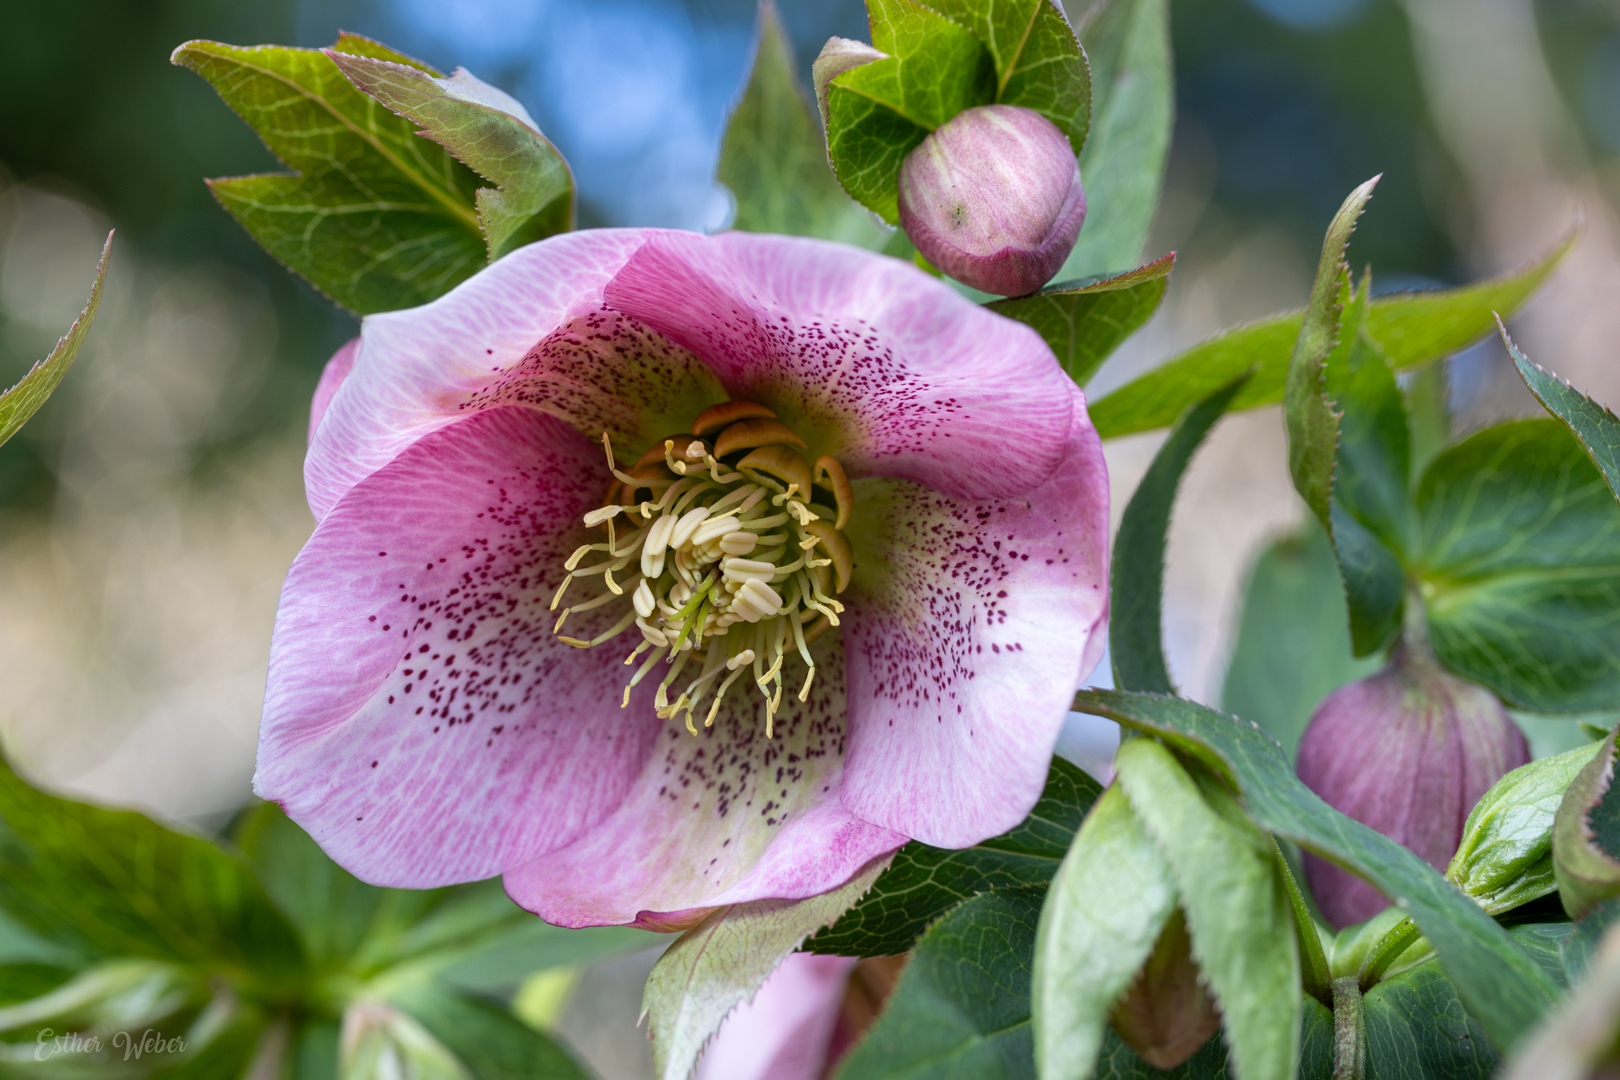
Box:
[549,401,855,737]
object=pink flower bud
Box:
[1298,646,1530,928]
[897,104,1085,297]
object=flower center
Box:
[550,401,854,738]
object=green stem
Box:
[1330,975,1366,1080]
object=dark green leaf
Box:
[1286,180,1376,530]
[0,963,74,1006]
[0,233,111,449]
[1503,320,1620,507]
[1087,231,1574,441]
[1276,841,1333,1006]
[808,757,1099,957]
[325,51,573,260]
[288,1021,342,1080]
[835,888,1043,1080]
[719,3,888,246]
[0,756,307,991]
[1362,960,1499,1079]
[925,0,1091,150]
[1416,419,1620,712]
[1061,0,1172,280]
[1220,523,1380,761]
[1090,999,1335,1080]
[1323,278,1413,656]
[1033,783,1178,1077]
[171,37,489,314]
[1558,899,1620,985]
[1069,689,1560,1051]
[1110,374,1251,695]
[1553,730,1620,920]
[388,987,592,1080]
[985,253,1173,387]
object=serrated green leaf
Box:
[1087,230,1575,441]
[1553,730,1620,920]
[643,855,890,1080]
[0,233,110,449]
[0,756,307,992]
[1032,783,1178,1080]
[1060,0,1171,280]
[325,52,573,261]
[984,253,1173,387]
[1323,275,1413,657]
[171,38,491,314]
[822,0,996,222]
[1501,918,1620,1080]
[1415,419,1620,712]
[1114,739,1300,1080]
[1275,840,1333,1007]
[719,4,888,246]
[924,0,1091,150]
[385,987,591,1080]
[1221,523,1381,761]
[808,758,1099,958]
[835,888,1044,1080]
[1446,741,1603,916]
[1069,689,1560,1051]
[1503,320,1620,508]
[1110,373,1251,695]
[1286,179,1376,530]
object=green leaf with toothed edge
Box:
[171,35,492,314]
[1503,320,1620,506]
[807,756,1100,958]
[0,233,111,449]
[719,3,889,247]
[1069,688,1561,1052]
[985,253,1173,387]
[1087,229,1575,441]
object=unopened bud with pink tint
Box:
[1297,644,1530,928]
[897,104,1085,297]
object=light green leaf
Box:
[0,755,307,993]
[0,232,111,449]
[1032,783,1178,1080]
[643,855,891,1080]
[1416,419,1620,712]
[1114,738,1300,1080]
[1087,230,1575,441]
[1221,523,1381,762]
[808,757,1099,958]
[720,3,888,246]
[1286,179,1376,530]
[1447,741,1603,915]
[1503,319,1620,508]
[171,37,490,314]
[1060,0,1172,279]
[822,0,994,222]
[836,888,1044,1080]
[1110,374,1251,695]
[1069,689,1561,1051]
[325,52,572,261]
[984,253,1173,387]
[1275,840,1333,1007]
[386,986,593,1080]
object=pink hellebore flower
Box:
[258,229,1109,929]
[697,953,857,1080]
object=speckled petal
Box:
[306,229,724,522]
[838,401,1109,848]
[502,634,907,928]
[309,336,359,448]
[258,406,662,887]
[696,953,855,1080]
[601,231,1075,500]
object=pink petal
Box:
[309,337,359,448]
[502,634,907,928]
[601,231,1076,500]
[838,400,1109,847]
[258,406,663,886]
[696,953,856,1080]
[306,229,692,521]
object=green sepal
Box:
[1275,839,1333,1007]
[1088,229,1575,441]
[1553,729,1620,920]
[984,253,1173,387]
[0,233,111,449]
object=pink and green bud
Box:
[1297,645,1530,928]
[897,104,1085,297]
